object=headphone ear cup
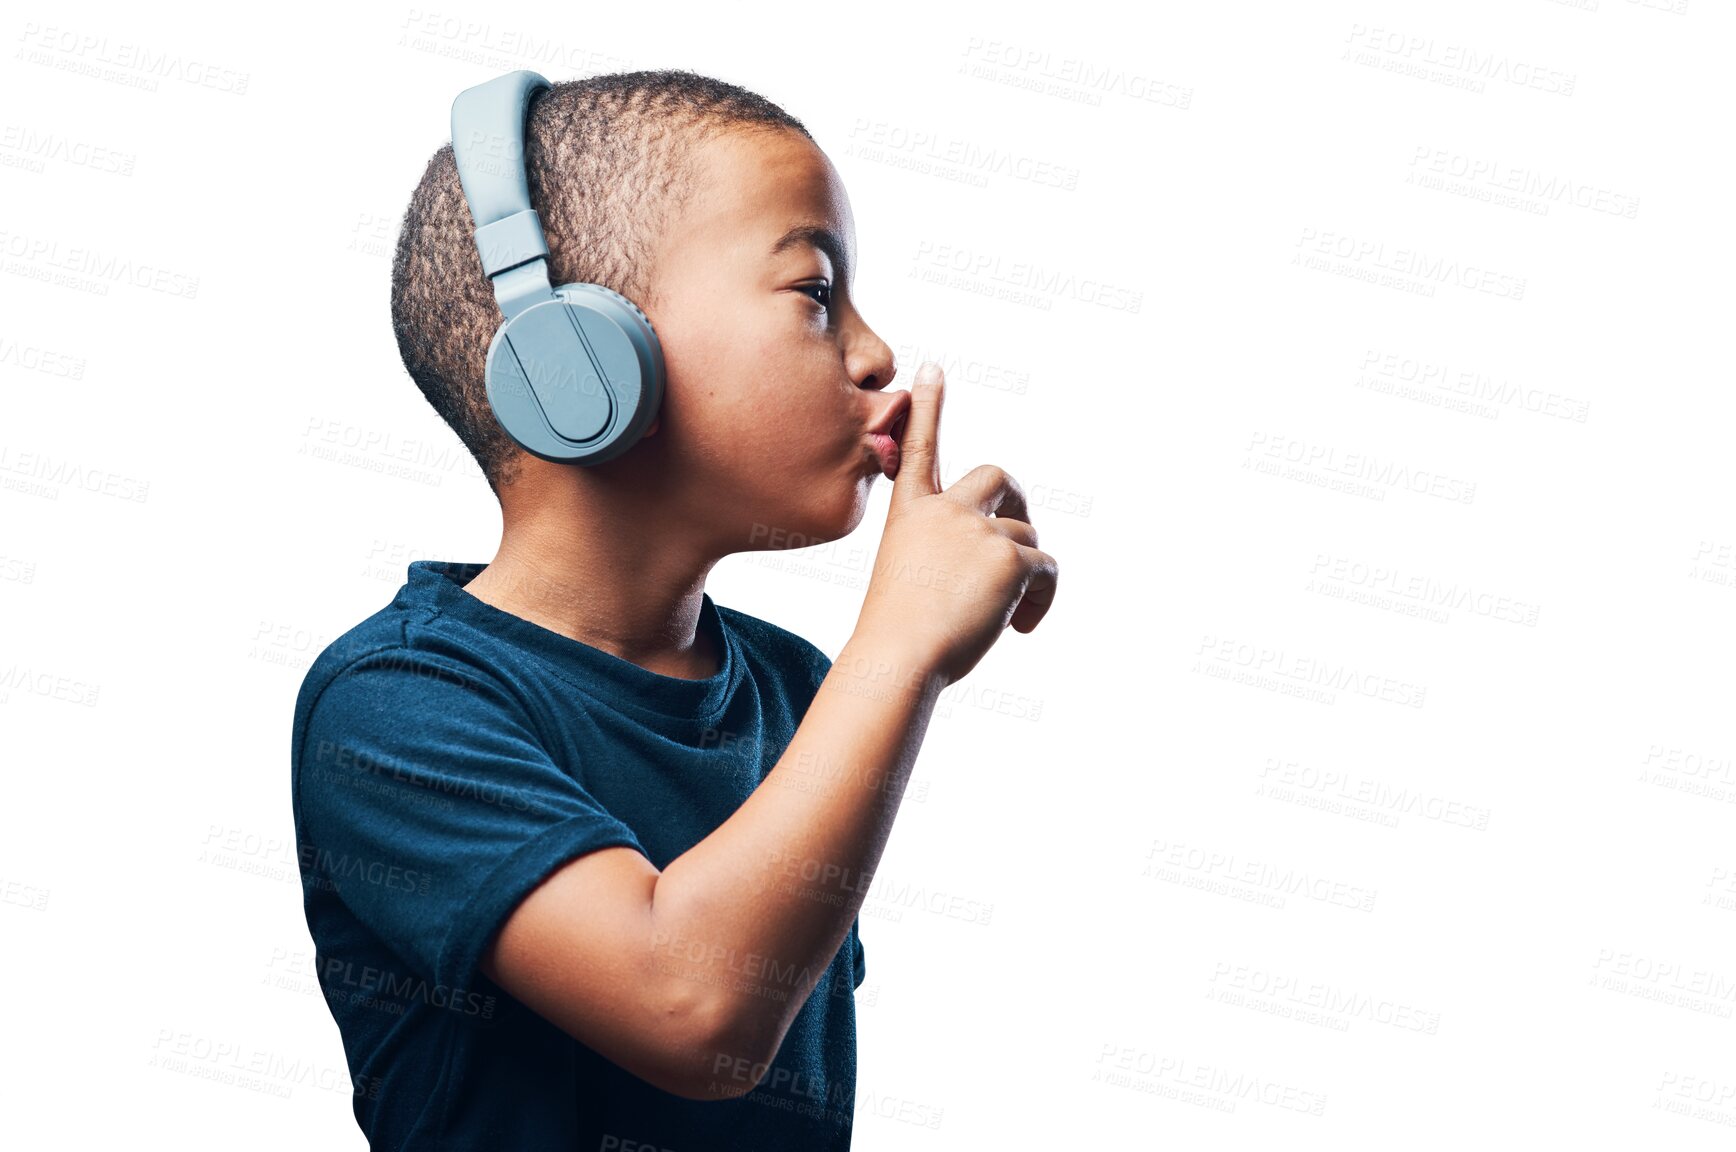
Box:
[483,284,665,466]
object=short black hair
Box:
[390,69,813,497]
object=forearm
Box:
[648,629,943,1078]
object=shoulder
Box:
[288,610,559,844]
[292,602,407,726]
[290,597,522,762]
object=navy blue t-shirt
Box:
[289,559,865,1150]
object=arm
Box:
[482,629,940,1101]
[482,365,1058,1099]
[655,629,943,1092]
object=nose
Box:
[848,319,897,392]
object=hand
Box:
[854,362,1059,688]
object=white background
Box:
[4,0,1734,1147]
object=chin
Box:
[747,475,872,552]
[834,478,875,536]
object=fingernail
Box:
[916,362,941,385]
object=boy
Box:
[290,68,1057,1150]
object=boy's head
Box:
[391,69,902,554]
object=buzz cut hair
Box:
[390,69,813,497]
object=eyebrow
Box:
[769,224,852,287]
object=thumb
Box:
[892,362,945,505]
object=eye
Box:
[797,281,832,313]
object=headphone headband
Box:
[451,70,555,319]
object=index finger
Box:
[892,362,945,505]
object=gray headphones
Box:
[449,70,665,466]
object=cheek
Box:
[723,394,836,484]
[662,310,852,485]
[731,336,846,457]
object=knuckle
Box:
[996,517,1036,548]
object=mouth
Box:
[866,392,912,480]
[867,431,901,480]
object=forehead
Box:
[670,128,856,280]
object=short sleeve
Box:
[294,646,646,993]
[852,917,866,989]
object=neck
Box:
[460,462,722,681]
